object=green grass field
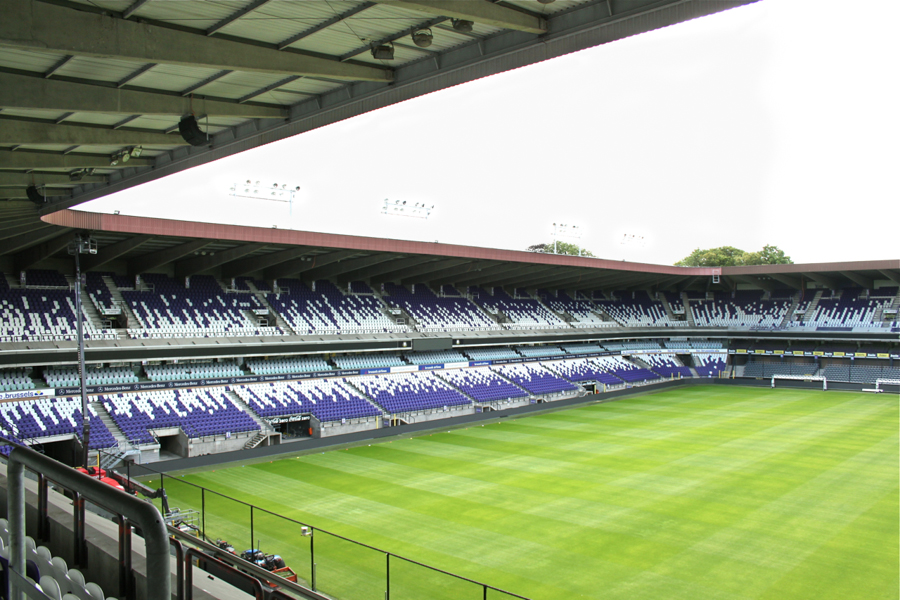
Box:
[156,386,899,600]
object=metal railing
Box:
[5,445,170,600]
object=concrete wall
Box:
[314,416,381,438]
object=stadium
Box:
[0,1,897,600]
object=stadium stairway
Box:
[682,292,697,326]
[689,367,700,378]
[244,280,296,334]
[104,276,139,330]
[90,400,142,468]
[433,372,478,403]
[660,294,679,323]
[75,283,106,331]
[225,389,276,443]
[780,293,801,327]
[801,290,824,324]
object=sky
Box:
[81,0,900,266]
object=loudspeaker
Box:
[26,185,45,205]
[178,116,208,147]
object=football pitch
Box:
[156,386,899,600]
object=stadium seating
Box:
[490,363,578,395]
[0,397,117,449]
[85,272,118,315]
[0,368,36,392]
[539,290,612,328]
[234,379,382,422]
[602,341,662,352]
[0,280,116,342]
[382,283,500,332]
[44,366,138,388]
[463,347,521,361]
[514,345,566,358]
[690,291,790,328]
[642,354,692,378]
[24,269,69,288]
[245,356,332,375]
[102,387,258,444]
[693,354,726,377]
[332,354,404,370]
[438,367,528,402]
[404,350,468,365]
[145,361,243,382]
[470,287,567,329]
[560,343,606,355]
[805,289,892,328]
[543,358,624,386]
[590,355,660,383]
[353,372,471,414]
[595,291,682,327]
[268,279,404,335]
[743,361,818,378]
[123,274,280,338]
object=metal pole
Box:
[310,530,316,591]
[385,553,390,600]
[8,458,25,600]
[74,246,90,467]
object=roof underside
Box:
[18,209,899,292]
[0,0,760,259]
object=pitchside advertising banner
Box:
[0,389,54,402]
[730,348,899,359]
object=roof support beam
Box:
[122,0,151,19]
[0,120,188,146]
[221,247,315,279]
[729,275,774,293]
[277,3,375,50]
[878,269,900,285]
[0,187,71,199]
[128,238,214,276]
[450,263,514,287]
[0,226,69,254]
[0,172,107,186]
[839,271,874,289]
[207,0,272,36]
[81,235,154,270]
[0,219,57,241]
[14,230,79,270]
[301,254,396,282]
[174,243,267,279]
[396,259,484,285]
[768,273,803,290]
[337,256,435,285]
[804,272,840,290]
[369,1,547,34]
[0,150,153,169]
[0,0,393,82]
[265,250,356,281]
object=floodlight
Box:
[371,43,395,60]
[130,146,143,158]
[412,28,433,48]
[120,151,130,163]
[452,19,473,33]
[537,0,555,4]
[109,155,119,166]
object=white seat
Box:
[50,556,69,583]
[84,582,105,600]
[40,575,63,600]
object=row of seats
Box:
[144,361,242,381]
[0,529,111,600]
[44,366,137,388]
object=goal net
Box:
[771,374,827,390]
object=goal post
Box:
[771,374,827,390]
[864,378,900,393]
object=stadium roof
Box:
[28,209,900,292]
[0,0,760,254]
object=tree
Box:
[527,241,595,257]
[675,245,792,267]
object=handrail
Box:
[6,446,171,600]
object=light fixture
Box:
[109,154,119,166]
[69,168,93,181]
[451,19,473,33]
[120,151,130,163]
[371,42,394,60]
[130,146,143,158]
[537,0,555,4]
[412,28,433,48]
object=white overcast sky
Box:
[82,0,899,266]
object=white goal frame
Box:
[771,374,827,390]
[863,378,900,393]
